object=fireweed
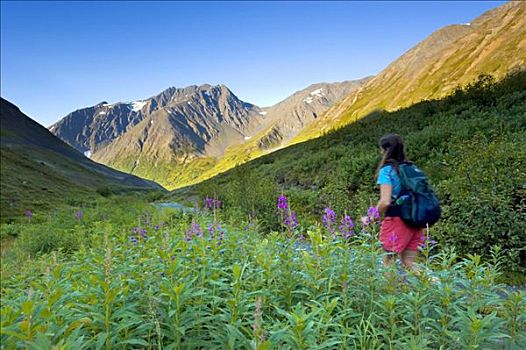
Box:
[204,196,222,210]
[75,210,84,222]
[24,210,33,223]
[185,220,203,241]
[276,195,298,235]
[322,207,337,235]
[1,200,524,349]
[207,222,225,246]
[338,214,355,239]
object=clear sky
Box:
[1,0,505,127]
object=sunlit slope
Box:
[292,1,526,143]
[168,1,526,189]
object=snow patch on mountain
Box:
[131,101,147,112]
[310,88,324,97]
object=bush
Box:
[0,223,20,239]
[96,186,113,197]
[17,224,87,255]
[145,189,166,202]
[189,71,526,274]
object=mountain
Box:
[254,78,372,150]
[292,1,526,142]
[0,98,162,221]
[171,79,372,188]
[160,1,525,188]
[50,2,525,190]
[51,80,366,189]
[85,84,267,185]
[49,84,256,156]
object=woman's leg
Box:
[383,252,398,266]
[401,227,424,274]
[401,249,419,274]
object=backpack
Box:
[394,162,441,228]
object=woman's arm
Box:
[376,184,393,216]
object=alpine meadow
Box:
[1,1,525,349]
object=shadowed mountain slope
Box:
[0,98,162,221]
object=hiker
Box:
[374,133,424,272]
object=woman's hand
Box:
[376,184,393,216]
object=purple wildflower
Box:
[205,223,225,244]
[186,221,203,241]
[130,236,138,245]
[132,227,147,239]
[367,207,380,219]
[218,228,224,245]
[323,207,337,234]
[25,210,33,219]
[276,195,299,233]
[361,207,380,226]
[419,237,438,252]
[75,210,84,220]
[204,197,222,210]
[277,196,288,210]
[339,214,355,239]
[284,212,299,230]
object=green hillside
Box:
[177,71,526,278]
[0,99,163,222]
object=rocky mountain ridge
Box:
[50,80,368,188]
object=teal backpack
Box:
[394,162,441,228]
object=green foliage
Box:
[198,169,279,232]
[145,189,167,202]
[17,224,87,255]
[96,186,113,197]
[0,223,19,239]
[185,71,526,275]
[1,200,525,348]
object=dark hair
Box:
[376,133,407,177]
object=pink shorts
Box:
[380,216,424,253]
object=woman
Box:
[374,133,424,272]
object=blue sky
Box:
[1,1,505,127]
